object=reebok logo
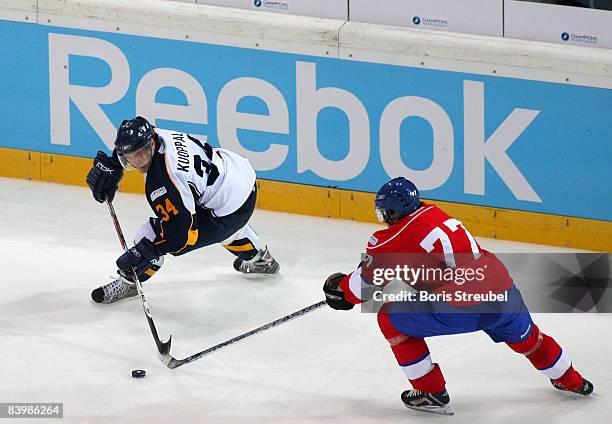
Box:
[96,162,113,173]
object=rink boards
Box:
[0,0,610,250]
[1,147,610,251]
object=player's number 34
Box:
[155,198,179,221]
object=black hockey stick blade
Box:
[146,314,172,355]
[161,300,327,369]
[136,282,172,355]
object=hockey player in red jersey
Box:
[323,177,593,416]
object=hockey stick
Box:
[162,300,327,369]
[106,200,172,356]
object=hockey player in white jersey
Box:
[86,116,279,304]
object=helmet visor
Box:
[117,139,153,171]
[375,207,385,222]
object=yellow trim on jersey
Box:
[187,228,199,246]
[168,214,197,255]
[144,269,156,277]
[223,243,255,252]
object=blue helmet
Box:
[374,177,421,224]
[114,116,154,169]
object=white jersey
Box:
[153,128,255,217]
[143,128,256,255]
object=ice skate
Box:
[91,276,137,304]
[551,377,594,396]
[401,389,454,416]
[233,247,280,274]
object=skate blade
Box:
[404,402,455,416]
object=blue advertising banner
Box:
[0,20,610,221]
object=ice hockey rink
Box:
[1,177,609,423]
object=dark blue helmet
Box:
[114,116,154,169]
[375,177,421,224]
[114,116,153,155]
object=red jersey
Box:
[339,203,513,307]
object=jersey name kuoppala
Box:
[151,128,256,217]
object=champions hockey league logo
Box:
[561,31,597,44]
[253,0,288,10]
[412,15,448,28]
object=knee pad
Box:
[378,311,408,344]
[507,324,543,356]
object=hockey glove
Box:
[116,238,161,280]
[323,272,354,310]
[86,150,124,203]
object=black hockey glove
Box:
[323,272,354,310]
[86,150,124,203]
[116,238,161,280]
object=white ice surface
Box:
[0,177,609,423]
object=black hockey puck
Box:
[131,369,146,378]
